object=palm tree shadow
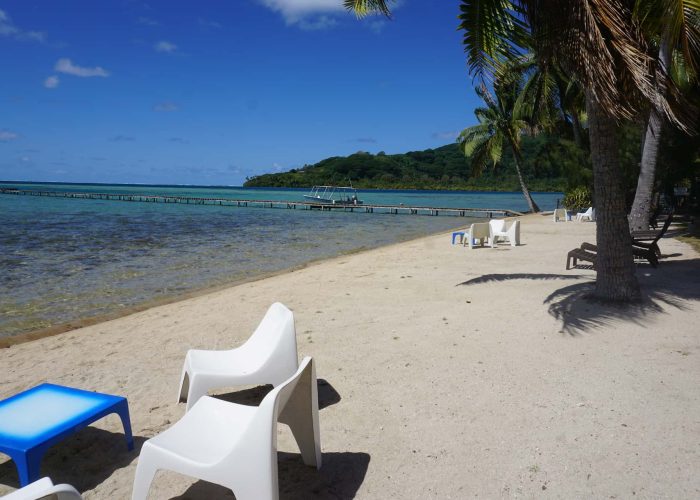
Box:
[170,451,370,499]
[457,273,586,286]
[458,259,700,335]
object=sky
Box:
[0,0,481,186]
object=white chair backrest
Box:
[226,357,315,462]
[489,219,506,233]
[239,302,295,355]
[470,223,490,239]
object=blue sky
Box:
[0,0,480,185]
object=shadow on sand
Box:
[0,427,146,491]
[458,258,700,335]
[173,379,368,499]
[213,378,341,410]
[170,451,371,500]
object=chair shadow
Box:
[0,427,146,491]
[170,451,370,500]
[458,258,700,335]
[213,379,341,411]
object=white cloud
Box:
[0,130,19,142]
[137,16,159,26]
[258,0,344,25]
[298,15,337,30]
[432,130,460,141]
[198,18,222,29]
[44,75,60,88]
[367,19,386,34]
[0,8,47,43]
[55,58,110,77]
[154,40,177,53]
[153,101,179,112]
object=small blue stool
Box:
[0,383,133,486]
[451,231,466,245]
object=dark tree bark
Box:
[571,112,584,149]
[507,133,540,213]
[628,37,672,232]
[512,153,540,213]
[586,91,641,301]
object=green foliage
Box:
[562,186,592,212]
[244,136,592,192]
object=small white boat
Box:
[303,185,363,205]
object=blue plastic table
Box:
[0,383,133,486]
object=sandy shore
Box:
[1,213,699,499]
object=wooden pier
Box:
[0,188,524,218]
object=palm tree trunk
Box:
[586,91,640,301]
[571,112,584,149]
[628,37,672,232]
[508,140,540,213]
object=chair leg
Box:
[131,453,159,500]
[279,365,322,469]
[178,371,189,404]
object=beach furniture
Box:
[463,222,490,249]
[489,219,520,247]
[133,357,321,500]
[566,245,597,269]
[566,242,658,269]
[631,213,673,257]
[451,230,466,245]
[575,207,595,222]
[553,208,567,222]
[1,477,82,500]
[0,384,133,487]
[178,302,298,411]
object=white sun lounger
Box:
[463,222,490,249]
[133,357,321,500]
[489,219,520,247]
[1,477,82,500]
[553,208,567,222]
[178,302,298,411]
[576,207,595,222]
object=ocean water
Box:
[0,182,561,338]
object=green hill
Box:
[243,135,590,192]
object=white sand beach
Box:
[1,214,699,499]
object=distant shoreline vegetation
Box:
[244,137,590,193]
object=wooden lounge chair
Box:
[631,213,673,257]
[568,242,658,269]
[566,245,597,270]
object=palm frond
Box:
[458,0,529,79]
[344,0,393,18]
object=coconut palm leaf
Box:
[344,0,392,18]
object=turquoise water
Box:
[0,182,561,338]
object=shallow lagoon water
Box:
[0,183,561,338]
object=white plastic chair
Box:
[489,219,520,247]
[178,302,298,411]
[463,222,490,249]
[576,207,595,222]
[1,477,82,500]
[553,208,567,222]
[133,356,322,500]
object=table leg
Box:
[115,400,134,451]
[12,449,43,487]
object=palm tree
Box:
[627,0,700,231]
[347,0,697,301]
[459,83,541,213]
